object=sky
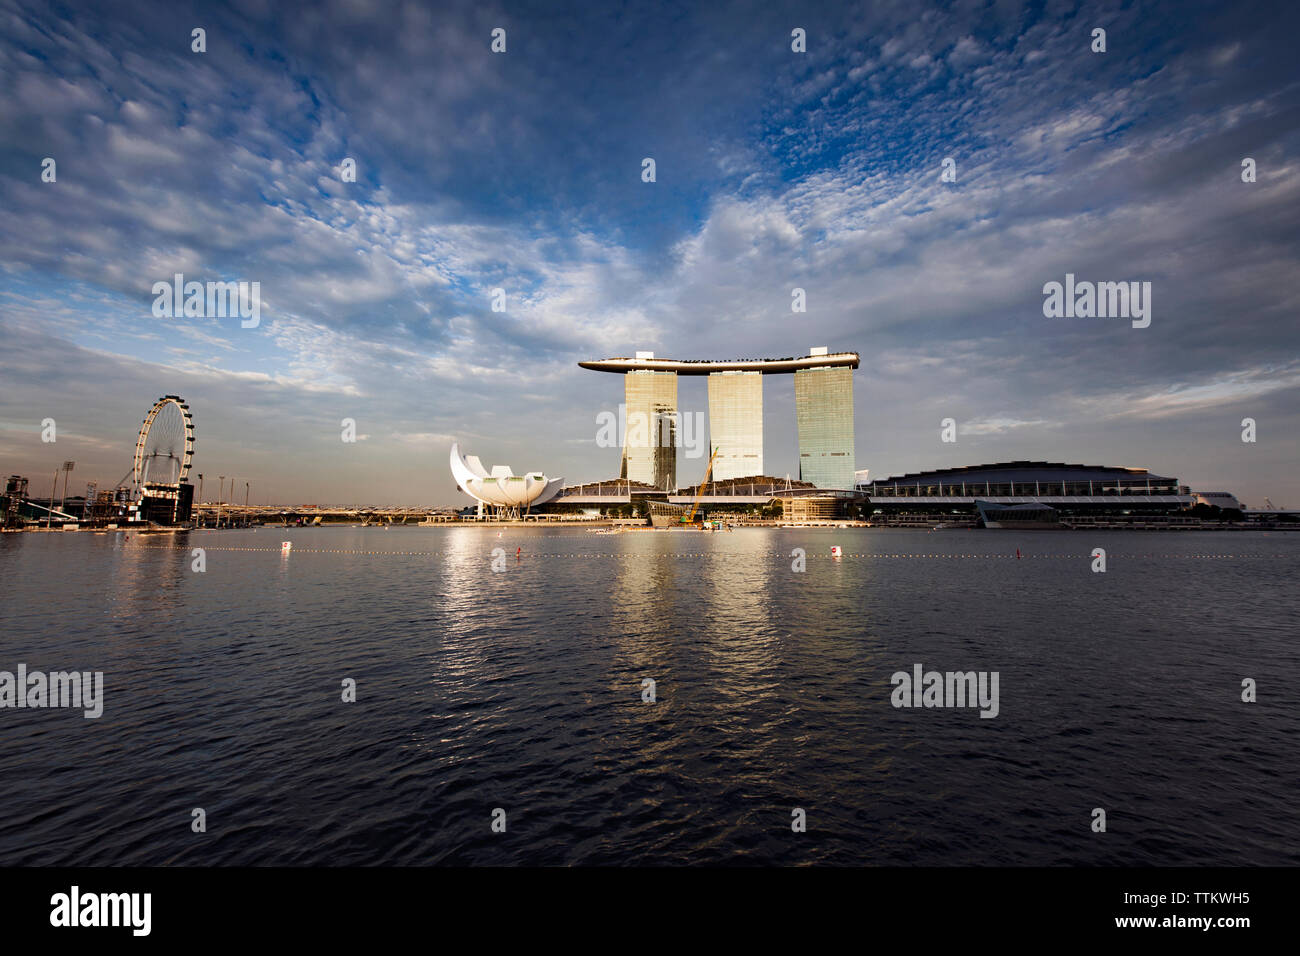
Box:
[1,0,1297,507]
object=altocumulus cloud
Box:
[0,0,1296,505]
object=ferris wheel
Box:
[132,395,194,492]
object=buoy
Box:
[281,541,292,553]
[831,545,842,557]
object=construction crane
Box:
[681,446,720,526]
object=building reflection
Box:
[698,528,778,658]
[106,532,190,623]
[608,530,690,672]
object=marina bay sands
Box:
[579,347,860,491]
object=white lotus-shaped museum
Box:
[450,443,564,509]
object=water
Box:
[1,526,1296,866]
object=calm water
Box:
[1,526,1296,866]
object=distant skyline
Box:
[1,0,1297,507]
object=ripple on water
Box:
[0,527,1297,865]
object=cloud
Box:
[0,0,1297,505]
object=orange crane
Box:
[681,446,720,526]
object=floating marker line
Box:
[120,544,1279,560]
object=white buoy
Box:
[831,545,842,557]
[281,541,292,553]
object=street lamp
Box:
[60,461,75,521]
[47,467,58,529]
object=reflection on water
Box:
[609,531,689,671]
[107,531,191,624]
[0,526,1297,866]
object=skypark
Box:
[578,349,860,375]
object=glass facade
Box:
[707,370,763,481]
[795,365,855,489]
[621,370,677,491]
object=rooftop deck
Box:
[578,352,860,374]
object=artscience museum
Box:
[449,443,564,518]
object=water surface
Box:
[1,526,1295,865]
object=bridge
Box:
[190,503,458,525]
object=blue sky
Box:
[1,0,1297,506]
